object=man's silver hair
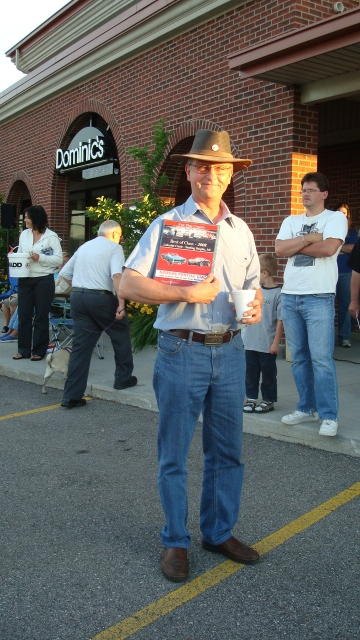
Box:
[97,220,121,236]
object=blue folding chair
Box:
[49,296,73,350]
[48,295,104,358]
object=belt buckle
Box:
[204,332,223,346]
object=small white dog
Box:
[42,347,71,394]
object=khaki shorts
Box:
[0,293,18,309]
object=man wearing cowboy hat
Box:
[120,129,262,581]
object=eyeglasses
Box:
[301,188,321,194]
[190,163,232,175]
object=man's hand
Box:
[269,341,279,355]
[113,275,126,319]
[349,271,360,318]
[185,274,220,304]
[114,290,126,320]
[30,252,40,262]
[241,289,262,325]
[115,305,126,320]
[304,232,323,244]
[348,301,360,318]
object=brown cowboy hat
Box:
[171,129,251,171]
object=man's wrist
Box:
[172,285,191,303]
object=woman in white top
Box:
[13,206,62,361]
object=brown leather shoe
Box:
[202,536,259,564]
[160,548,189,582]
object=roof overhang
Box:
[0,0,243,124]
[228,7,360,104]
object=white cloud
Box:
[0,0,70,92]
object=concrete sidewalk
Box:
[0,329,359,458]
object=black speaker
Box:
[1,203,16,228]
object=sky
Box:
[0,0,70,92]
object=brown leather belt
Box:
[168,329,240,345]
[72,287,113,295]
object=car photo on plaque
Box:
[187,257,211,267]
[161,253,187,264]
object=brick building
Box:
[1,0,360,256]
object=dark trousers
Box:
[62,290,134,402]
[17,275,55,357]
[245,350,277,402]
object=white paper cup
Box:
[231,289,256,320]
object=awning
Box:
[228,7,360,104]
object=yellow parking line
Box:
[0,404,63,420]
[0,397,91,421]
[92,481,360,640]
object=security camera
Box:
[333,2,345,12]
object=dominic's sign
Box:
[56,136,104,170]
[55,125,108,172]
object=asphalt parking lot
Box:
[1,376,359,640]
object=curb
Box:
[1,362,359,458]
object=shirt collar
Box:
[181,195,233,225]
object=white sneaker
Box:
[341,339,351,348]
[319,419,338,436]
[281,410,319,425]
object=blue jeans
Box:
[336,272,352,341]
[245,350,277,402]
[153,330,245,548]
[281,294,338,420]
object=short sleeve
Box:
[125,219,163,278]
[110,245,125,276]
[276,217,292,240]
[322,212,348,242]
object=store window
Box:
[68,185,119,253]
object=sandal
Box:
[30,354,44,361]
[243,399,257,413]
[12,353,30,360]
[254,401,274,413]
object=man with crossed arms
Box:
[276,172,347,437]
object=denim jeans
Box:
[153,330,245,548]
[245,350,277,402]
[281,294,338,420]
[336,272,352,341]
